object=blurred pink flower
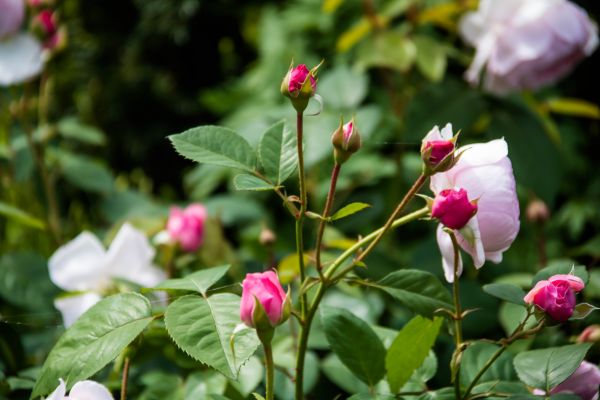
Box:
[460,0,598,94]
[524,274,584,321]
[533,361,600,400]
[578,325,600,343]
[47,378,114,400]
[432,188,478,230]
[49,223,165,327]
[240,271,288,328]
[167,203,207,252]
[431,139,520,282]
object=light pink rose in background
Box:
[421,123,455,167]
[431,139,520,282]
[460,0,598,94]
[533,361,600,400]
[167,203,207,252]
[0,0,24,39]
[46,378,114,400]
[49,223,166,327]
[578,325,600,343]
[240,271,288,328]
[524,274,584,321]
[288,64,316,95]
[431,188,478,230]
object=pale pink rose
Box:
[167,204,207,252]
[288,64,316,95]
[533,361,600,400]
[46,378,114,400]
[460,0,598,94]
[524,274,584,321]
[431,139,520,282]
[432,188,478,230]
[0,0,24,39]
[240,271,287,328]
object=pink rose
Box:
[167,204,207,252]
[524,274,584,321]
[331,118,361,164]
[432,188,478,230]
[288,64,316,95]
[533,361,600,400]
[460,0,598,94]
[240,271,289,328]
[0,0,24,39]
[431,139,520,282]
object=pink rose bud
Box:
[31,9,62,49]
[167,204,207,252]
[534,361,600,400]
[0,0,25,39]
[281,61,321,112]
[578,325,600,343]
[431,188,478,230]
[459,0,599,94]
[420,123,458,175]
[526,198,550,224]
[524,274,585,322]
[331,118,361,164]
[240,271,290,329]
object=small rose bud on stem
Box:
[280,61,322,113]
[331,117,361,164]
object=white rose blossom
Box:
[49,223,166,327]
[46,378,114,400]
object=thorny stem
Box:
[449,231,463,400]
[356,173,427,263]
[294,207,429,400]
[120,356,130,400]
[315,162,342,277]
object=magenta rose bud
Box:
[533,361,600,400]
[288,64,316,95]
[331,118,361,164]
[421,123,458,175]
[524,274,585,322]
[432,189,478,230]
[0,0,25,39]
[167,203,207,252]
[240,271,290,329]
[281,61,321,112]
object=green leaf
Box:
[320,307,386,386]
[233,174,277,191]
[532,262,588,286]
[513,343,592,391]
[357,31,416,72]
[330,202,371,221]
[373,270,453,317]
[252,394,266,400]
[318,65,368,110]
[229,356,263,397]
[59,152,115,193]
[153,265,230,296]
[0,201,45,229]
[0,252,58,310]
[461,342,516,384]
[32,293,154,398]
[414,35,447,82]
[164,294,260,379]
[321,354,370,394]
[483,283,526,305]
[258,120,298,184]
[570,303,598,320]
[416,387,456,400]
[347,394,395,400]
[184,370,227,398]
[57,117,106,146]
[169,125,257,172]
[386,316,442,393]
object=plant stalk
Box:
[120,356,130,400]
[449,231,463,400]
[295,111,308,318]
[315,162,341,275]
[264,341,275,400]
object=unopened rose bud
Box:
[431,188,478,230]
[281,61,321,112]
[331,118,361,164]
[0,0,25,39]
[167,203,207,253]
[578,325,600,343]
[259,226,276,246]
[524,274,585,322]
[526,198,550,224]
[421,123,458,175]
[240,271,290,338]
[31,9,64,50]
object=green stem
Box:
[264,341,275,400]
[315,163,341,275]
[356,173,427,263]
[293,207,429,400]
[296,111,308,317]
[463,346,506,399]
[449,231,463,400]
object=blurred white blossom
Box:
[46,378,114,400]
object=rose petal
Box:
[46,378,66,400]
[54,292,102,327]
[69,380,115,400]
[0,33,43,86]
[436,224,463,283]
